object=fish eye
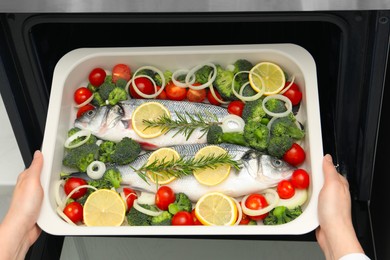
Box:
[272,159,283,167]
[86,110,95,117]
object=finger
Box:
[27,150,43,176]
[322,154,340,184]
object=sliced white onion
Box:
[231,197,243,226]
[241,189,279,216]
[55,180,66,207]
[262,94,293,118]
[277,188,308,209]
[86,161,106,180]
[126,65,166,99]
[133,199,162,216]
[56,207,77,225]
[221,114,245,133]
[232,71,265,102]
[60,185,98,210]
[172,69,194,88]
[278,75,296,95]
[185,63,217,90]
[266,116,278,130]
[209,84,229,104]
[137,191,156,205]
[75,93,94,108]
[64,130,92,149]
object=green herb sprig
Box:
[142,111,220,140]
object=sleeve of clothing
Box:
[339,253,371,260]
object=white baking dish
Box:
[38,43,323,235]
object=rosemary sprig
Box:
[142,111,220,140]
[130,152,241,185]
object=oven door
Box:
[1,11,389,259]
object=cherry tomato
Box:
[244,194,269,221]
[155,186,176,211]
[207,89,223,106]
[74,87,93,105]
[172,211,194,226]
[283,143,306,166]
[64,177,88,199]
[283,82,302,106]
[156,86,167,100]
[112,64,131,83]
[63,201,83,223]
[227,100,245,117]
[129,77,155,99]
[187,88,207,103]
[88,68,106,87]
[76,104,95,118]
[291,169,310,189]
[191,209,203,225]
[165,82,187,101]
[277,180,295,199]
[123,187,138,211]
[239,211,251,225]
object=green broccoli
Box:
[98,140,116,163]
[168,193,192,215]
[243,121,269,151]
[248,220,257,225]
[264,98,287,113]
[91,92,105,107]
[97,80,116,101]
[137,69,155,78]
[240,84,257,98]
[110,137,141,165]
[206,124,247,146]
[232,59,253,86]
[195,65,213,84]
[241,98,266,123]
[155,70,173,86]
[108,87,127,106]
[115,78,128,89]
[87,83,98,93]
[213,65,239,101]
[62,143,99,172]
[103,167,122,189]
[267,135,294,158]
[263,206,303,225]
[127,204,158,226]
[87,178,113,190]
[67,127,97,147]
[151,211,172,226]
[270,116,305,140]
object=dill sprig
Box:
[142,111,220,140]
[131,153,241,184]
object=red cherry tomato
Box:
[191,209,203,225]
[76,104,95,118]
[165,82,187,101]
[283,82,302,106]
[207,89,223,106]
[291,169,310,189]
[187,88,207,103]
[112,64,131,83]
[88,68,106,87]
[239,211,251,225]
[277,180,295,199]
[64,177,88,199]
[227,100,245,117]
[155,186,176,211]
[283,143,306,166]
[172,211,194,226]
[129,77,155,99]
[244,194,269,221]
[74,87,93,105]
[63,201,83,223]
[156,86,167,100]
[123,187,138,211]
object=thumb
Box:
[28,150,43,177]
[322,154,339,184]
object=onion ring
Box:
[221,114,245,133]
[262,94,293,118]
[133,199,162,217]
[278,75,296,95]
[232,71,265,101]
[86,161,106,180]
[241,189,279,216]
[185,63,217,90]
[172,69,194,88]
[64,130,92,149]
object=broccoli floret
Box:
[168,193,192,215]
[87,178,113,190]
[108,87,127,106]
[243,121,269,151]
[103,167,122,189]
[87,83,98,93]
[115,78,128,89]
[248,219,257,225]
[232,59,253,86]
[207,124,247,146]
[137,69,155,78]
[155,70,173,86]
[263,206,303,225]
[267,135,294,158]
[91,92,105,107]
[213,65,239,101]
[98,80,116,101]
[127,204,158,226]
[240,84,257,98]
[195,65,213,84]
[67,127,97,147]
[110,137,141,165]
[264,98,287,113]
[62,143,99,172]
[98,141,116,163]
[241,99,266,123]
[151,211,172,226]
[270,116,305,140]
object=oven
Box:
[0,6,389,260]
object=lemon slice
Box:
[83,189,126,227]
[146,147,180,184]
[132,102,170,138]
[193,145,231,186]
[249,62,286,95]
[195,192,237,226]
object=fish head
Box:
[74,105,124,133]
